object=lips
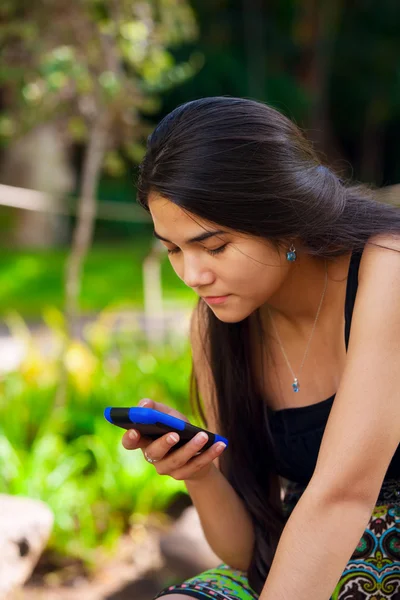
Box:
[203,295,230,305]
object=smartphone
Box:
[104,406,228,452]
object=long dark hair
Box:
[136,96,400,594]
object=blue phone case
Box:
[104,406,228,451]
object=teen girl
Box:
[123,97,400,600]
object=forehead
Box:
[148,191,223,236]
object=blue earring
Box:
[286,244,297,261]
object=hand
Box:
[121,398,227,482]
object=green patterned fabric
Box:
[154,479,400,599]
[156,564,257,599]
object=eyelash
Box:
[167,244,228,256]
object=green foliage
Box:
[0,241,196,318]
[330,1,400,133]
[0,0,201,168]
[0,312,197,565]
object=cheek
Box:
[167,255,184,279]
[226,254,263,284]
[229,257,283,299]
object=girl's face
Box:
[148,193,291,323]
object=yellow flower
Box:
[20,346,57,386]
[65,341,98,394]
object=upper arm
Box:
[311,235,400,504]
[190,303,221,467]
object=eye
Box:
[166,247,180,255]
[166,244,228,256]
[207,244,228,256]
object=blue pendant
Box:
[292,378,300,392]
[286,250,297,261]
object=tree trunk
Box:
[65,112,110,338]
[359,99,385,186]
[0,122,73,247]
[295,0,344,163]
[242,0,267,100]
[54,112,109,409]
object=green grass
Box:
[0,237,197,318]
[0,336,195,565]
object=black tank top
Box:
[268,247,400,485]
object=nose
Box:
[182,255,214,290]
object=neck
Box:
[259,251,352,336]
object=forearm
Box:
[185,465,255,571]
[259,483,375,600]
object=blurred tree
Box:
[291,0,344,161]
[0,0,201,408]
[160,0,400,184]
[0,0,200,337]
[330,0,400,185]
[0,122,75,247]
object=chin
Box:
[208,305,253,324]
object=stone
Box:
[0,494,54,599]
[159,506,221,581]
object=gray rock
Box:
[159,506,221,580]
[0,494,53,599]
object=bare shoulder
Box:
[354,232,400,341]
[359,233,400,280]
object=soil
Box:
[13,498,193,600]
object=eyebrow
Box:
[153,229,226,244]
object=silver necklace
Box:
[267,260,328,393]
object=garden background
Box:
[0,0,399,598]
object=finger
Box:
[121,429,155,451]
[155,431,211,474]
[167,441,227,480]
[122,430,160,451]
[137,398,189,422]
[141,431,181,463]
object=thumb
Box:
[138,398,153,408]
[137,398,188,422]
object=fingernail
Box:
[129,430,138,440]
[138,399,149,407]
[195,432,208,444]
[167,433,179,444]
[216,442,226,452]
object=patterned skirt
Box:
[154,478,400,600]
